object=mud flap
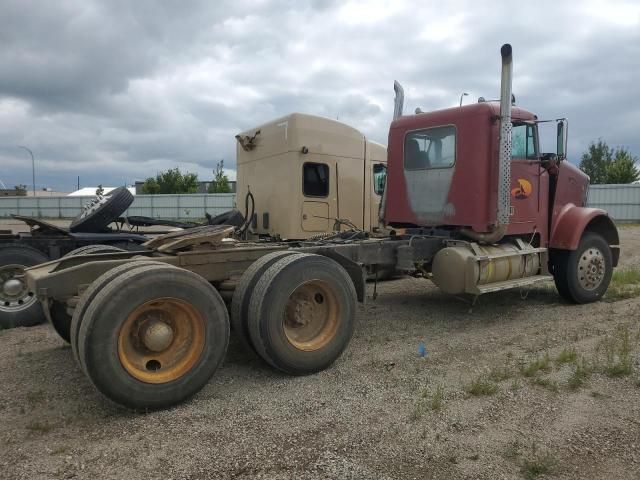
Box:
[315,250,366,303]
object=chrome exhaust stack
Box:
[497,43,513,227]
[461,43,512,243]
[393,81,404,120]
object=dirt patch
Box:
[1,228,640,479]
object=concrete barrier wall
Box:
[0,194,236,220]
[0,185,638,221]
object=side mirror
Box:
[556,119,568,160]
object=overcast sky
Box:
[0,0,638,192]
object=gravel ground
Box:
[1,226,640,479]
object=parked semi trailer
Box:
[25,45,618,410]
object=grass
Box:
[26,389,46,405]
[411,385,445,420]
[605,267,640,300]
[489,364,514,382]
[465,376,498,396]
[520,453,557,479]
[599,326,634,377]
[50,445,69,455]
[568,357,592,390]
[25,420,54,434]
[520,353,552,377]
[531,377,559,393]
[430,384,445,412]
[555,347,577,365]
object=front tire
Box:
[551,232,613,304]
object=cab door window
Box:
[303,162,329,197]
[373,164,386,196]
[511,123,537,159]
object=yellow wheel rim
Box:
[118,297,205,384]
[283,280,340,352]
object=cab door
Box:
[301,161,331,232]
[508,123,545,234]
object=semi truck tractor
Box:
[25,44,618,410]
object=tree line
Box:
[141,160,232,194]
[579,140,639,184]
[138,141,638,195]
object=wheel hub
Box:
[578,247,605,291]
[118,298,206,384]
[142,320,174,352]
[3,278,24,297]
[283,281,340,352]
[0,264,36,311]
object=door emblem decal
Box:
[511,178,532,199]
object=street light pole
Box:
[18,146,35,196]
[459,92,469,107]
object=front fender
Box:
[550,203,620,265]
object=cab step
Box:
[475,274,554,294]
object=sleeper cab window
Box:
[511,123,537,159]
[404,125,456,170]
[303,162,329,198]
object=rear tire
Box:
[78,265,229,410]
[230,251,300,354]
[70,260,175,370]
[0,244,49,329]
[247,254,357,375]
[551,232,613,304]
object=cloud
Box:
[0,0,638,191]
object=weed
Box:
[26,389,46,405]
[555,347,577,365]
[504,440,522,459]
[409,402,425,422]
[50,445,68,455]
[519,443,557,479]
[430,385,445,412]
[568,358,592,390]
[25,420,53,434]
[531,377,559,393]
[468,453,480,461]
[605,267,640,300]
[590,391,611,399]
[520,453,556,479]
[411,386,444,421]
[510,378,522,391]
[599,326,634,377]
[465,376,498,396]
[489,365,513,382]
[520,353,552,377]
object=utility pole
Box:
[18,146,36,196]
